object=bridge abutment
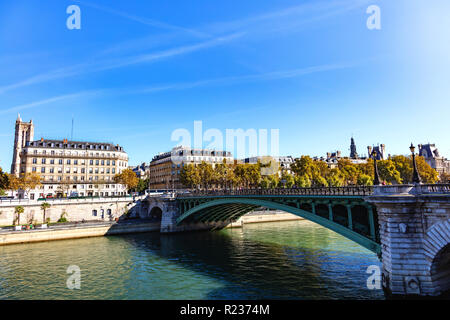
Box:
[367,185,450,297]
[150,196,229,233]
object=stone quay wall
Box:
[0,196,146,226]
[0,221,160,246]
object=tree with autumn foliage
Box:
[0,167,9,195]
[180,163,201,189]
[6,172,42,198]
[113,168,139,193]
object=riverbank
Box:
[235,210,302,226]
[0,220,160,246]
[0,211,302,246]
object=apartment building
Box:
[11,115,128,199]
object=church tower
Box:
[11,114,34,176]
[350,137,358,159]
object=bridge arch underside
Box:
[177,198,380,254]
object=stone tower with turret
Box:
[350,137,358,159]
[11,114,34,176]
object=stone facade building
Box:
[10,115,129,199]
[368,144,386,160]
[149,146,233,189]
[418,143,450,175]
[243,155,294,176]
[131,162,151,179]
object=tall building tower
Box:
[11,114,34,175]
[350,137,358,159]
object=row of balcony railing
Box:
[21,151,128,161]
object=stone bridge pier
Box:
[147,195,230,233]
[367,185,450,297]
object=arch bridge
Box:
[175,186,380,254]
[146,184,450,297]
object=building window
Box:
[92,210,97,217]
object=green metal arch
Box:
[177,198,380,254]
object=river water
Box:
[0,220,385,299]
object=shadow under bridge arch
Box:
[176,198,380,254]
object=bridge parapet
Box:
[177,186,374,198]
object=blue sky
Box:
[0,0,449,168]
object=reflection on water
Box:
[0,220,384,300]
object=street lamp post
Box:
[372,149,381,185]
[410,143,422,184]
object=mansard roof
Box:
[419,143,440,158]
[26,138,125,152]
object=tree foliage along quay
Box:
[179,155,440,190]
[113,168,139,191]
[1,171,42,196]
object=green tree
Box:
[260,176,271,189]
[40,202,51,224]
[378,159,402,185]
[14,206,24,225]
[414,156,439,183]
[280,172,295,188]
[224,164,237,189]
[213,162,227,189]
[357,174,373,186]
[0,167,9,193]
[134,178,149,193]
[198,162,214,190]
[326,168,345,187]
[246,164,261,188]
[295,175,311,188]
[180,164,201,189]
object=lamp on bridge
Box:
[371,149,381,186]
[409,143,422,184]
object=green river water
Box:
[0,220,384,299]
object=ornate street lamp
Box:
[371,149,381,185]
[410,143,422,184]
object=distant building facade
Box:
[368,144,386,160]
[244,156,294,176]
[313,138,368,168]
[149,146,233,189]
[131,162,150,179]
[11,115,129,199]
[418,143,450,175]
